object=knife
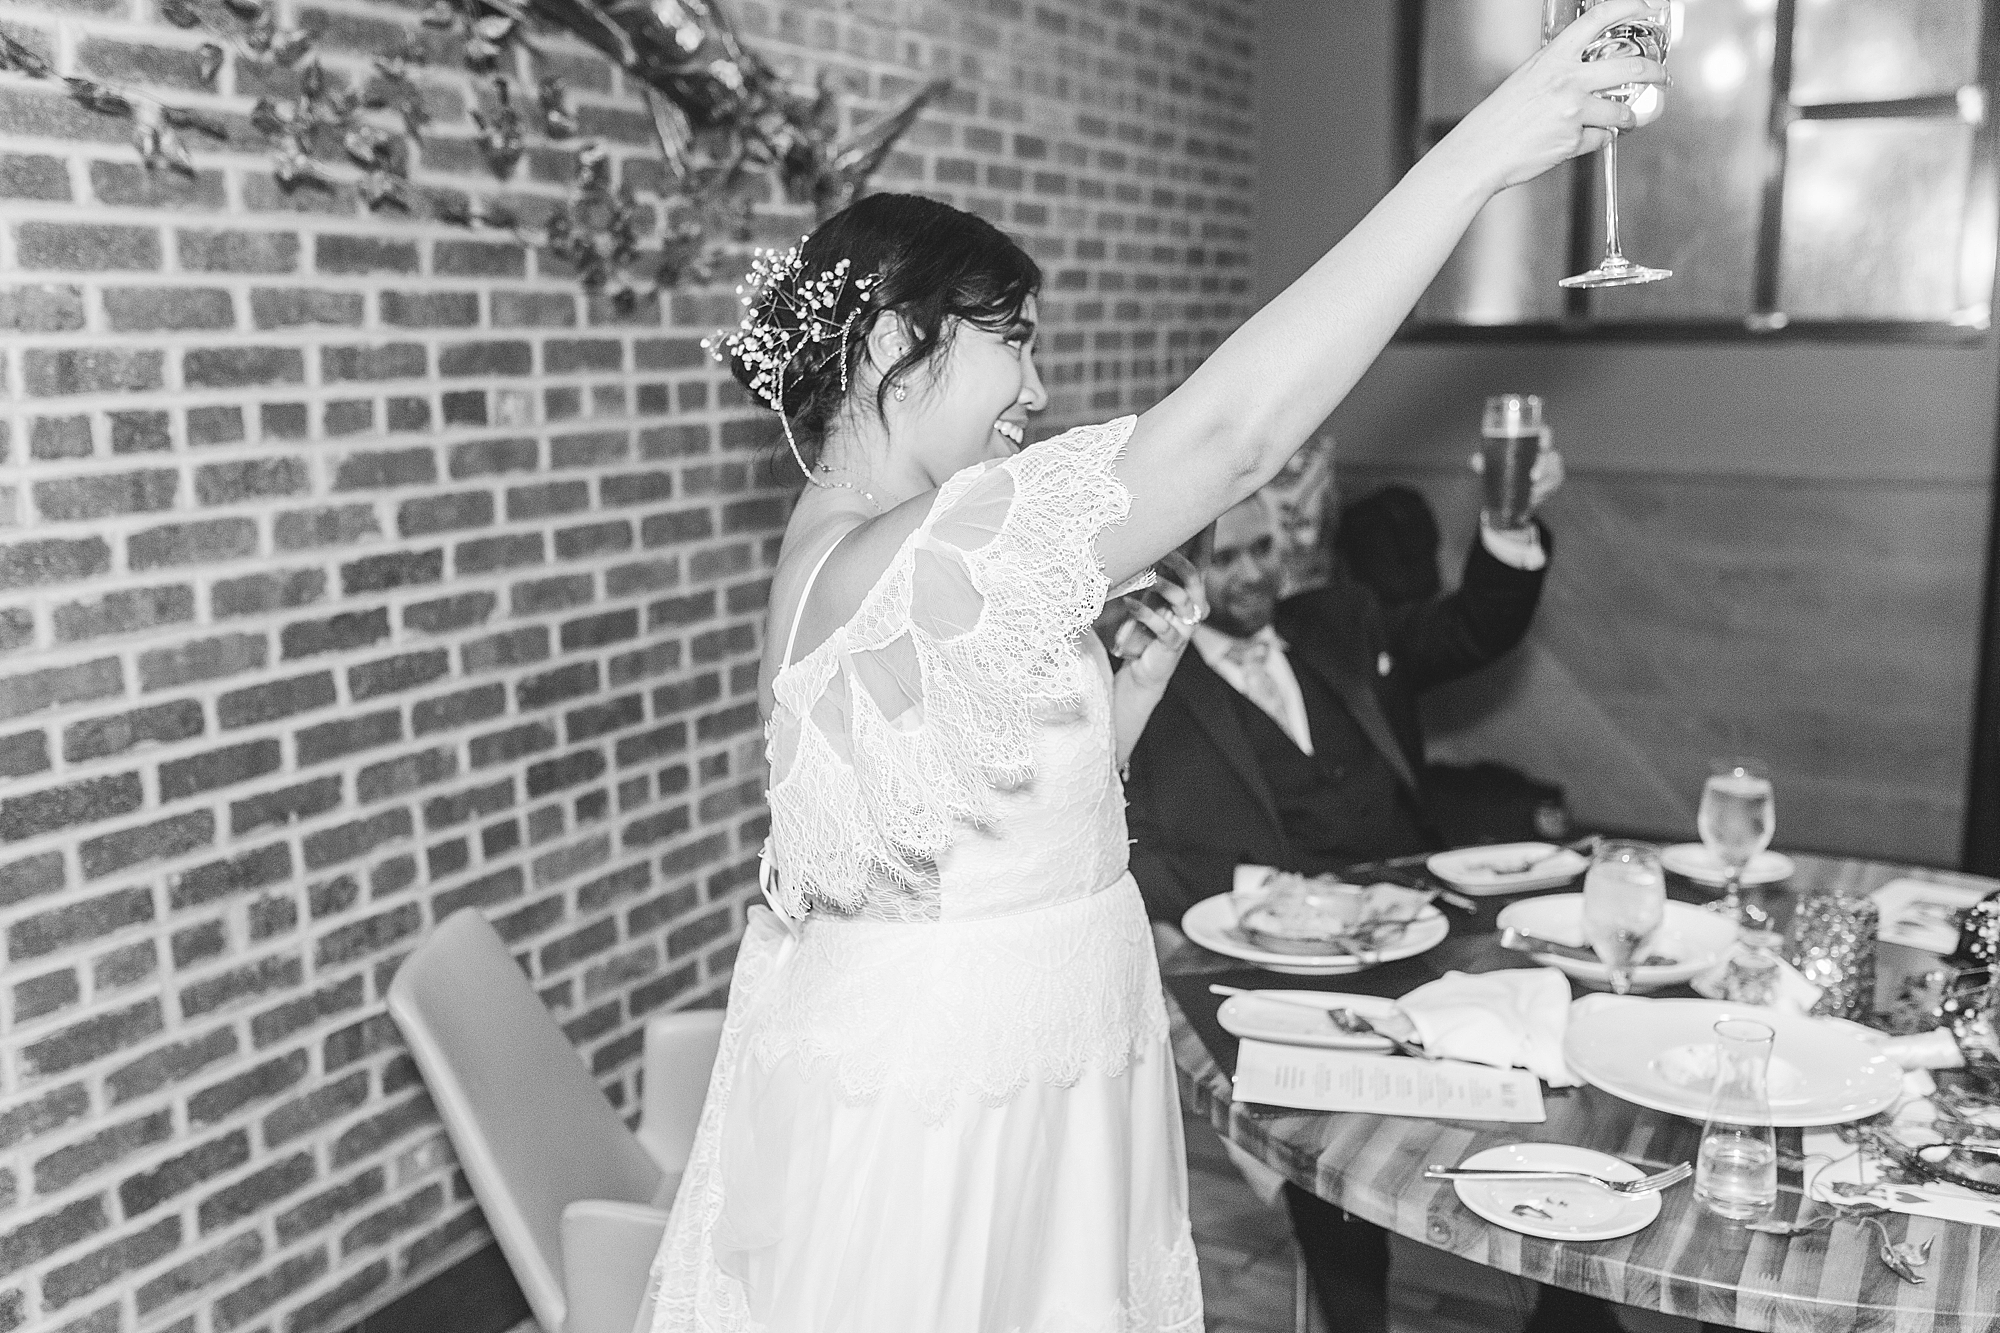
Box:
[1498,926,1601,964]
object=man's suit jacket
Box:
[1123,528,1550,924]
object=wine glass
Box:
[1542,0,1673,288]
[1698,758,1775,924]
[1582,840,1665,995]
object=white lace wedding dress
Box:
[645,417,1202,1332]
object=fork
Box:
[1424,1161,1693,1195]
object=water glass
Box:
[1698,757,1775,924]
[1695,1018,1778,1220]
[1582,840,1665,995]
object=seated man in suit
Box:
[1124,471,1557,923]
[1125,457,1577,1333]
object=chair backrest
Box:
[388,909,663,1333]
[638,1009,725,1174]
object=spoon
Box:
[1326,1008,1432,1060]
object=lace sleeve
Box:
[767,416,1138,917]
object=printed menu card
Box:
[1233,1040,1546,1122]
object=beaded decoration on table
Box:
[702,241,882,496]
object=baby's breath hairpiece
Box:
[703,240,883,490]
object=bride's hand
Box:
[1117,576,1208,697]
[1433,0,1669,195]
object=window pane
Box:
[1777,118,1975,319]
[1586,0,1775,320]
[1791,0,1983,104]
[1419,0,1542,123]
[1415,165,1573,324]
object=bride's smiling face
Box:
[905,295,1046,480]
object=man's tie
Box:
[1226,636,1303,750]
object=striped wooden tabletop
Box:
[1162,852,2000,1333]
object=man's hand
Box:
[1526,446,1565,514]
[1468,446,1566,524]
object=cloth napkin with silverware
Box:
[1396,968,1581,1086]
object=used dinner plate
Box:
[1449,1143,1662,1242]
[1427,842,1590,895]
[1658,843,1795,888]
[1564,996,1902,1127]
[1495,895,1737,992]
[1217,991,1398,1051]
[1181,893,1448,975]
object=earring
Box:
[893,383,907,402]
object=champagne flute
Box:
[1582,840,1665,995]
[1542,0,1673,288]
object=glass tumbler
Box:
[1694,1018,1779,1220]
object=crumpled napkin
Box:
[1396,968,1579,1086]
[1689,944,1822,1015]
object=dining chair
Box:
[388,908,723,1333]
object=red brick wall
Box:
[0,0,1254,1329]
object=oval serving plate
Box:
[1496,895,1737,992]
[1564,996,1902,1127]
[1181,893,1449,976]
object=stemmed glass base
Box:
[1559,256,1671,289]
[1560,129,1671,290]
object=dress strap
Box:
[781,526,857,670]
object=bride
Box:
[647,7,1662,1329]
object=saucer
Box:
[1427,843,1589,896]
[1449,1143,1662,1241]
[1217,991,1398,1051]
[1659,844,1794,888]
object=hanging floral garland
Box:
[0,0,947,302]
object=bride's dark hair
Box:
[723,194,1041,471]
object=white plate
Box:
[1658,844,1795,888]
[1563,996,1903,1127]
[1450,1143,1662,1242]
[1181,893,1449,975]
[1495,895,1737,992]
[1427,843,1590,895]
[1217,991,1399,1051]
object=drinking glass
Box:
[1699,758,1775,923]
[1695,1018,1778,1220]
[1542,0,1673,288]
[1582,840,1665,995]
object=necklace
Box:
[810,464,884,515]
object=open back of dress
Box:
[646,417,1202,1333]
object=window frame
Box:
[1393,0,2000,344]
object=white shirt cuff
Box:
[1479,519,1546,571]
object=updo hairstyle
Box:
[722,193,1041,471]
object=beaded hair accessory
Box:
[703,241,882,488]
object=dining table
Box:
[1161,851,2000,1333]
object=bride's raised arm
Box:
[1098,0,1665,586]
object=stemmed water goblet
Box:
[1699,757,1781,1003]
[1699,757,1775,925]
[1582,840,1665,995]
[1541,0,1673,288]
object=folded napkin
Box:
[1690,944,1822,1015]
[1397,967,1579,1086]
